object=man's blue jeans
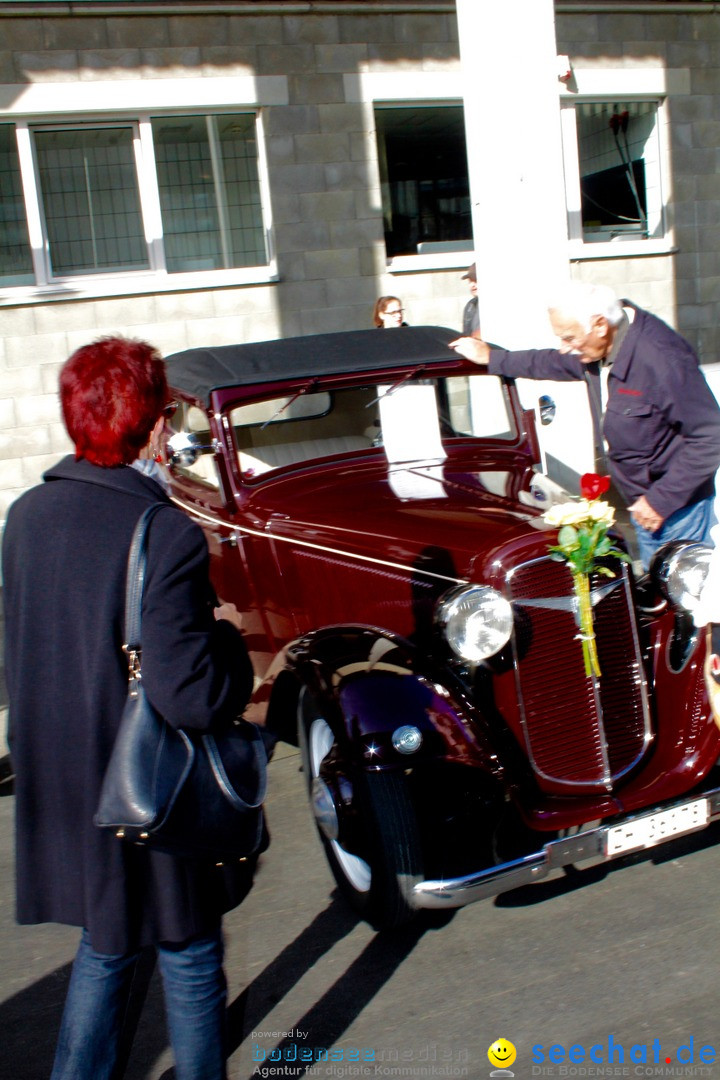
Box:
[632,494,717,571]
[50,928,227,1080]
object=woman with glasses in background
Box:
[373,295,408,328]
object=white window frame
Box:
[350,68,678,270]
[24,119,154,284]
[0,75,286,305]
[374,101,473,270]
[347,71,473,275]
[559,67,677,260]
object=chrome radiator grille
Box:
[506,556,651,794]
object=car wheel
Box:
[297,687,422,929]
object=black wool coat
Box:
[2,457,255,954]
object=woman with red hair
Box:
[59,335,169,466]
[2,337,255,1080]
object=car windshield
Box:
[228,373,516,478]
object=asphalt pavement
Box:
[3,734,720,1080]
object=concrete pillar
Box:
[456,0,570,347]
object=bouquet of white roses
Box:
[544,473,631,678]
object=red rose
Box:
[580,473,610,500]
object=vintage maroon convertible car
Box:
[164,326,720,928]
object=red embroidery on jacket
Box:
[616,387,643,396]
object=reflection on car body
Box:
[164,326,720,929]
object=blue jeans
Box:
[633,494,717,571]
[51,928,227,1080]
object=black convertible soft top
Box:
[165,326,461,403]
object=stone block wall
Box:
[556,7,720,364]
[0,8,469,521]
[0,3,718,522]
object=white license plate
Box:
[605,798,709,857]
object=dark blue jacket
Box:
[488,303,720,521]
[3,457,255,954]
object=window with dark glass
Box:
[374,106,472,258]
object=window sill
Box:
[386,250,474,275]
[0,264,279,307]
[568,238,676,261]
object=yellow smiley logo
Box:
[488,1039,517,1069]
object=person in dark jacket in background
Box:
[450,282,720,568]
[461,263,480,337]
[2,336,255,1080]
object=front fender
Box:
[287,625,499,774]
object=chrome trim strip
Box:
[610,568,654,779]
[170,495,468,587]
[513,577,623,618]
[411,789,720,910]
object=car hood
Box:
[247,455,553,584]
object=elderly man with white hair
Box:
[450,282,720,569]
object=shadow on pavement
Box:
[1,893,436,1080]
[0,962,72,1080]
[226,895,360,1057]
[0,945,167,1080]
[226,896,439,1080]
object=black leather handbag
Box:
[94,504,267,862]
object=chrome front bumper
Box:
[411,787,720,910]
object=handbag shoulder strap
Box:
[123,503,169,680]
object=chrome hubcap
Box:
[307,714,371,894]
[311,777,339,840]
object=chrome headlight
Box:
[652,541,712,611]
[435,584,513,663]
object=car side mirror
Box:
[167,431,214,467]
[538,394,556,426]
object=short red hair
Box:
[59,336,168,466]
